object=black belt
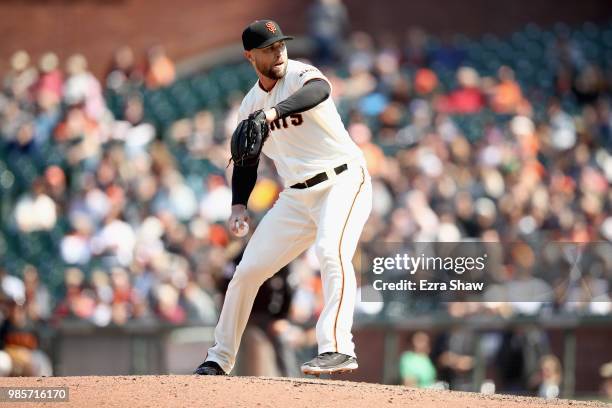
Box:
[290,164,348,189]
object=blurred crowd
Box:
[328,26,611,318]
[398,325,563,397]
[0,5,610,393]
[399,317,612,400]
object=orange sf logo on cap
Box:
[265,22,277,33]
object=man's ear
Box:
[244,50,253,63]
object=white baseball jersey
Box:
[238,59,364,187]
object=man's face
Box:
[247,41,288,80]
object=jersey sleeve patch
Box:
[294,65,329,91]
[298,67,320,78]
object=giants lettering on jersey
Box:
[269,113,304,131]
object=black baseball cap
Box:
[242,20,294,51]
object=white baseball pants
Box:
[205,162,372,374]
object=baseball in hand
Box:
[234,219,249,237]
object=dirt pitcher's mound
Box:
[1,375,607,407]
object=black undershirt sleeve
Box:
[231,161,259,206]
[274,78,331,119]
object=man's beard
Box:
[258,61,286,80]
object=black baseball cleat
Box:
[193,360,227,376]
[300,352,358,375]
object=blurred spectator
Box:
[308,0,349,66]
[0,350,11,377]
[105,45,141,92]
[0,300,52,376]
[432,304,477,391]
[348,122,386,176]
[22,265,51,322]
[200,174,232,223]
[489,66,526,114]
[3,50,38,102]
[14,178,57,232]
[7,121,38,158]
[91,213,136,266]
[374,36,406,101]
[343,63,377,101]
[573,64,606,106]
[144,45,176,89]
[529,354,562,399]
[33,83,62,147]
[1,100,34,142]
[346,31,376,76]
[60,214,94,265]
[414,68,438,96]
[189,110,216,156]
[183,280,217,323]
[563,258,611,315]
[601,361,612,401]
[154,283,185,324]
[54,104,102,166]
[153,170,198,221]
[435,66,485,114]
[35,52,63,102]
[44,165,68,210]
[63,54,107,120]
[54,268,95,321]
[548,99,577,151]
[496,328,550,393]
[90,269,112,326]
[0,267,25,306]
[549,30,585,71]
[400,331,436,388]
[403,28,430,67]
[111,94,155,158]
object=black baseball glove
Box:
[230,109,270,167]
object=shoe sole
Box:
[194,371,227,376]
[301,361,358,376]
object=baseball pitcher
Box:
[194,19,372,376]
